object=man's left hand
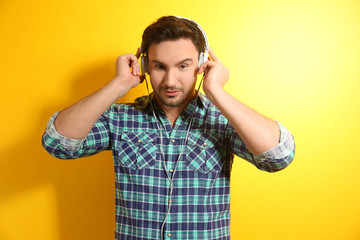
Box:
[198,48,230,99]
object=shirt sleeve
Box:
[41,111,111,159]
[228,121,295,172]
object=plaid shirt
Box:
[42,93,295,240]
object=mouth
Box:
[164,90,180,97]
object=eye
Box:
[155,64,165,70]
[179,64,188,70]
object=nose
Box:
[163,68,177,87]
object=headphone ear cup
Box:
[203,52,208,64]
[198,51,208,68]
[198,52,204,68]
[140,55,148,75]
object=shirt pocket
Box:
[186,132,224,174]
[114,132,157,170]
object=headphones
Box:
[140,16,209,76]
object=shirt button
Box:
[137,140,142,143]
[203,142,207,146]
[171,139,175,143]
[169,169,174,173]
[167,233,172,237]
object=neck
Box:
[159,103,187,127]
[155,92,196,127]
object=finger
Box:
[128,54,139,76]
[198,61,215,74]
[133,62,140,76]
[135,48,141,59]
[198,63,206,74]
[198,61,209,74]
[208,47,222,63]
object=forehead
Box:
[148,38,199,62]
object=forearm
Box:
[207,89,280,155]
[54,52,142,139]
[54,78,128,139]
[200,50,280,154]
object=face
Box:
[147,38,199,111]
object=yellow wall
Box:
[1,0,360,239]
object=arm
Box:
[199,49,291,155]
[54,51,143,139]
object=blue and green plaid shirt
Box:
[42,93,295,240]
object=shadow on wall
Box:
[0,58,148,240]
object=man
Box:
[42,16,295,240]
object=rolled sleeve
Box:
[45,112,86,152]
[252,121,295,172]
[41,111,111,159]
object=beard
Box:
[154,86,195,107]
[150,71,198,110]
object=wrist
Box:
[104,77,131,102]
[204,85,225,103]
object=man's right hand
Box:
[112,49,144,99]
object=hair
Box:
[140,16,206,57]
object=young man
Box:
[42,16,295,240]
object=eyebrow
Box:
[151,58,194,65]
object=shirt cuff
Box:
[253,121,295,161]
[45,112,86,151]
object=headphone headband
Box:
[175,16,209,53]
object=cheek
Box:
[185,70,198,84]
[149,72,162,86]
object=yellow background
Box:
[1,0,360,239]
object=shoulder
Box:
[105,95,151,115]
[199,93,225,119]
[195,93,229,130]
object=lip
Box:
[164,90,180,97]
